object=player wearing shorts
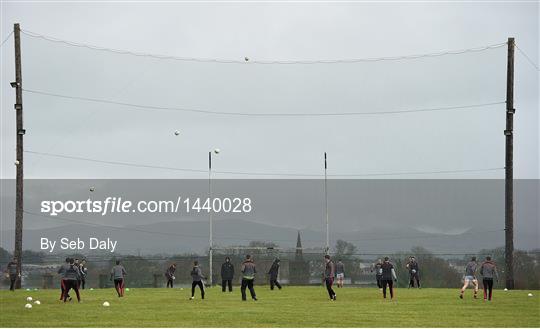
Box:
[460,256,478,299]
[110,260,127,297]
[480,256,499,301]
[380,257,398,299]
[335,259,345,288]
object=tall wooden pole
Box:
[13,23,24,289]
[504,37,515,290]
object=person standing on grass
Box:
[240,255,257,301]
[221,257,234,292]
[406,256,420,288]
[62,258,82,303]
[372,259,383,290]
[58,257,72,301]
[380,257,398,300]
[460,256,478,299]
[480,256,499,301]
[335,259,345,288]
[190,261,206,300]
[74,258,82,288]
[323,255,336,301]
[268,258,282,290]
[5,258,20,291]
[110,260,127,297]
[80,259,88,289]
[165,263,176,288]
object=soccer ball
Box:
[528,293,533,297]
[504,288,508,291]
[90,288,94,291]
[214,148,220,154]
[103,301,110,307]
[174,130,180,136]
[180,288,184,291]
[172,276,175,280]
[26,297,33,302]
[244,57,249,62]
[125,288,130,292]
[34,300,41,305]
[25,303,32,309]
[90,187,95,192]
[412,269,416,274]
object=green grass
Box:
[1,286,539,327]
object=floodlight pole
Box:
[208,151,213,286]
[504,37,515,290]
[324,152,329,255]
[13,23,24,289]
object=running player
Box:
[110,260,127,297]
[335,259,345,288]
[62,258,81,303]
[58,257,71,301]
[323,255,336,301]
[480,256,499,301]
[406,256,420,288]
[268,258,282,290]
[240,255,257,301]
[460,256,478,299]
[189,261,206,300]
[380,257,398,300]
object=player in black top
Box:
[406,256,420,288]
[380,257,398,299]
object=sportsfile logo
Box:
[40,196,252,216]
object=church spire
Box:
[295,231,303,260]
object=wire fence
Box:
[3,248,539,290]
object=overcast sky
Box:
[0,1,538,179]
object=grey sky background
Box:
[0,1,538,180]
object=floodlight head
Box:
[10,82,18,88]
[244,57,249,62]
[14,104,22,110]
[174,130,180,136]
[214,148,220,154]
[17,129,25,135]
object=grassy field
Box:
[0,286,539,327]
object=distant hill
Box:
[0,218,519,255]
